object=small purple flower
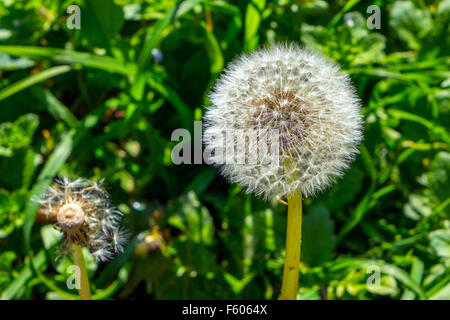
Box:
[151,48,163,63]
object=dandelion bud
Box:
[203,44,363,199]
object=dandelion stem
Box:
[70,244,92,300]
[281,191,302,300]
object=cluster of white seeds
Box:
[204,44,363,199]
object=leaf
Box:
[0,29,11,40]
[0,46,135,75]
[40,225,62,250]
[403,194,432,221]
[0,187,28,238]
[40,90,79,128]
[136,9,171,69]
[23,129,75,245]
[0,251,16,292]
[328,0,361,29]
[22,148,36,190]
[0,52,34,71]
[0,66,72,100]
[1,251,46,300]
[244,0,265,51]
[319,166,364,211]
[131,0,202,99]
[201,22,224,76]
[387,109,450,144]
[0,65,71,101]
[0,113,39,154]
[336,185,375,243]
[183,167,217,195]
[251,208,277,253]
[167,191,215,245]
[79,0,125,50]
[428,152,450,203]
[401,257,424,300]
[430,282,450,300]
[389,1,432,50]
[305,11,386,66]
[137,0,202,68]
[429,229,450,258]
[147,76,193,129]
[298,288,321,300]
[0,190,14,238]
[328,258,426,299]
[223,272,254,294]
[22,129,78,300]
[301,206,336,267]
[204,1,240,16]
[367,275,399,296]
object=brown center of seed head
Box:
[249,89,312,149]
[57,203,85,232]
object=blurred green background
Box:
[0,0,449,300]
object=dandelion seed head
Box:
[204,44,363,199]
[36,177,127,262]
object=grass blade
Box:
[0,46,135,75]
[0,65,71,101]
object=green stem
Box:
[281,192,302,300]
[70,244,92,300]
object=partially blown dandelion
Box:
[37,177,126,262]
[37,177,127,299]
[204,44,363,199]
[203,44,363,300]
